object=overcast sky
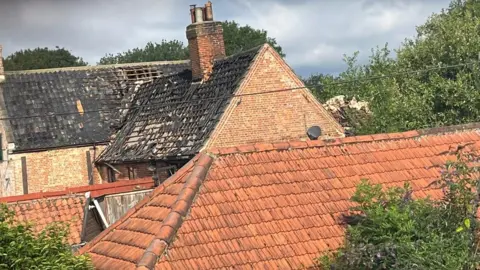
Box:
[0,0,451,76]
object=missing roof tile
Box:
[124,67,161,81]
[76,100,84,116]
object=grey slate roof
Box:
[97,45,262,163]
[0,61,189,151]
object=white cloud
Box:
[229,0,448,71]
[0,0,451,75]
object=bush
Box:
[318,150,480,269]
[0,204,92,269]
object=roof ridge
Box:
[135,153,214,270]
[5,60,190,75]
[207,122,480,156]
[0,178,155,203]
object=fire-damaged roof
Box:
[96,45,262,163]
[0,61,189,151]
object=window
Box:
[127,167,137,180]
[107,167,116,183]
[167,165,177,177]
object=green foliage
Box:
[98,20,285,64]
[221,21,285,57]
[3,47,87,71]
[0,204,92,269]
[307,0,480,135]
[318,150,480,269]
[98,40,189,65]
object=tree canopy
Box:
[308,0,480,135]
[221,21,284,57]
[98,20,284,65]
[0,204,92,269]
[3,47,88,71]
[98,40,188,65]
[319,150,480,269]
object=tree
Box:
[0,204,92,269]
[221,21,285,57]
[307,0,480,135]
[318,150,480,269]
[98,20,285,64]
[98,40,189,65]
[3,47,88,71]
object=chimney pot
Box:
[190,5,196,23]
[205,1,213,21]
[194,7,204,23]
[187,2,226,81]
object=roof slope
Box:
[97,46,262,163]
[1,61,189,151]
[78,155,209,268]
[6,194,86,245]
[1,178,155,245]
[80,123,480,269]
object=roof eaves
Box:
[206,122,480,156]
[0,178,155,204]
[135,153,214,269]
[12,141,110,154]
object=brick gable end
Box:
[205,44,344,149]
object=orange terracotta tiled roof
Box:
[1,179,156,245]
[79,123,480,269]
[7,194,86,245]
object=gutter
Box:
[11,141,109,154]
[97,154,195,165]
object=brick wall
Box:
[206,45,344,149]
[2,145,106,197]
[0,45,4,82]
[187,21,226,80]
[0,100,10,197]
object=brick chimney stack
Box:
[186,1,226,81]
[0,45,5,83]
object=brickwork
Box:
[0,84,12,197]
[0,45,4,82]
[2,145,106,197]
[205,45,344,149]
[187,21,226,80]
